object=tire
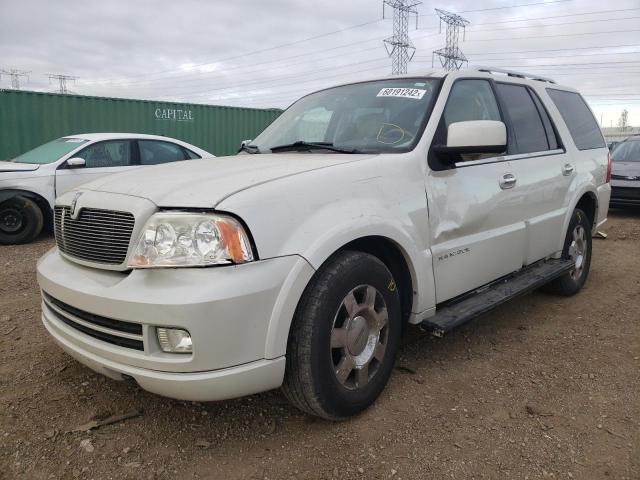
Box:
[282,250,402,420]
[544,208,592,296]
[0,196,44,245]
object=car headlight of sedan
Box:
[129,212,255,268]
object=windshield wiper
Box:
[238,143,261,154]
[269,141,359,154]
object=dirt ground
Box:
[0,211,638,480]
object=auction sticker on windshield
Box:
[377,87,427,100]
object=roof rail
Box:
[470,66,556,84]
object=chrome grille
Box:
[54,207,135,265]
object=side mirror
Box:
[66,157,86,169]
[240,139,253,148]
[434,120,507,164]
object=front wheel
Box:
[544,208,592,296]
[0,196,44,245]
[282,251,402,420]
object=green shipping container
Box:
[0,89,281,160]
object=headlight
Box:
[129,212,254,268]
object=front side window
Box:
[78,140,132,168]
[251,78,439,154]
[496,83,549,154]
[443,79,501,127]
[612,139,640,162]
[139,140,189,165]
[547,89,605,151]
[11,138,88,164]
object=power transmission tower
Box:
[48,74,78,94]
[432,9,470,71]
[0,68,30,89]
[383,0,422,75]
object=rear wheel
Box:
[545,208,592,296]
[282,251,402,420]
[0,196,44,245]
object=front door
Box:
[55,139,137,196]
[426,78,527,303]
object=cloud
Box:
[1,0,639,125]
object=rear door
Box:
[426,78,528,302]
[55,139,137,195]
[494,82,570,264]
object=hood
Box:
[612,161,640,179]
[0,161,40,172]
[80,153,374,208]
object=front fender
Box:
[219,156,436,343]
[0,175,55,209]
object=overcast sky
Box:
[1,0,639,126]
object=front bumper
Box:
[37,248,314,401]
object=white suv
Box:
[37,68,611,419]
[0,133,211,244]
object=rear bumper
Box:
[610,185,640,207]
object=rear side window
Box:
[185,149,201,159]
[139,141,188,165]
[496,83,549,154]
[547,89,605,150]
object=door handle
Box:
[562,163,575,176]
[499,173,517,189]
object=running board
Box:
[420,259,574,337]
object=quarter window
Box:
[546,89,605,151]
[139,141,189,165]
[496,84,549,154]
[79,140,132,168]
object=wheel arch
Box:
[560,187,599,250]
[0,189,53,228]
[338,236,415,327]
[263,231,430,361]
[575,191,598,230]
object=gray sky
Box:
[1,0,639,126]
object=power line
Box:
[86,18,386,84]
[466,28,640,42]
[465,15,640,34]
[82,0,593,87]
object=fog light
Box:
[157,328,192,353]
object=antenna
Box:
[0,69,30,89]
[48,74,78,94]
[432,9,470,71]
[383,0,422,75]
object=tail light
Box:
[606,151,613,183]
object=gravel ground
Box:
[0,211,638,480]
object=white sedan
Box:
[0,133,212,244]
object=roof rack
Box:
[470,66,556,84]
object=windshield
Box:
[11,137,88,164]
[251,78,439,154]
[612,139,640,162]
